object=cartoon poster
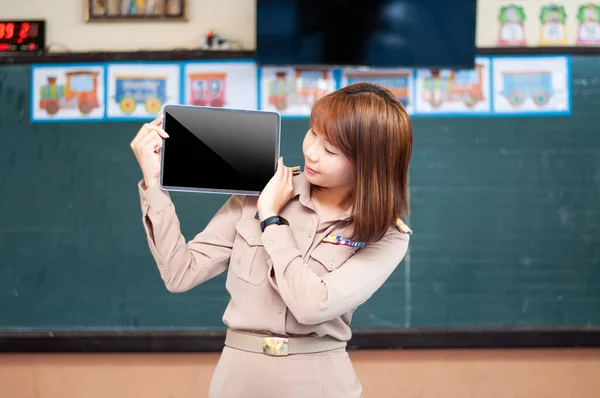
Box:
[492,56,570,114]
[538,4,569,45]
[259,66,336,117]
[183,60,257,110]
[498,4,528,46]
[414,57,492,115]
[576,3,600,45]
[31,64,105,122]
[477,1,600,47]
[340,68,415,114]
[106,63,180,119]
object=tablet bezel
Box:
[159,104,281,196]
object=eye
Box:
[325,147,336,155]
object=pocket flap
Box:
[235,218,262,247]
[310,243,358,271]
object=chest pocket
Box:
[308,243,359,276]
[230,218,269,286]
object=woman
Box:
[130,82,413,397]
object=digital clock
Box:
[0,20,45,53]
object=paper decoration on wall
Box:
[414,57,492,115]
[498,5,528,46]
[492,56,570,115]
[31,64,106,122]
[478,1,600,47]
[340,68,415,114]
[538,4,568,45]
[182,60,257,110]
[106,63,180,119]
[577,3,600,45]
[259,66,336,117]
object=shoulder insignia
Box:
[396,218,413,235]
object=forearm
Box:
[139,181,238,292]
[262,223,409,325]
[261,224,328,324]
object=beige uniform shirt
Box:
[138,172,410,342]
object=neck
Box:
[310,184,354,212]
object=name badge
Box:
[322,234,365,248]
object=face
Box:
[302,128,353,189]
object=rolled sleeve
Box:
[261,224,301,257]
[139,180,173,216]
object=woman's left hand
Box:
[257,157,295,221]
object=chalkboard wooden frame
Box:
[2,47,599,352]
[2,328,600,352]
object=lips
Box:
[305,165,320,174]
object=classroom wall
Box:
[4,0,500,53]
[3,1,600,396]
[1,0,257,52]
[3,349,600,398]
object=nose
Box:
[305,142,319,162]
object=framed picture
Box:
[85,0,187,22]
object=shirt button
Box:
[250,238,256,244]
[277,306,284,313]
[328,261,335,268]
[191,263,197,271]
[266,241,272,247]
[307,231,313,238]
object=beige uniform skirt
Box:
[208,346,364,398]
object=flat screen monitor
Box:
[256,0,477,69]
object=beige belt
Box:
[224,329,347,356]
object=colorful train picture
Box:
[501,71,553,107]
[421,64,485,108]
[268,69,331,111]
[114,75,166,114]
[39,71,100,115]
[188,73,227,107]
[345,72,411,108]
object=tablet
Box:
[159,104,281,196]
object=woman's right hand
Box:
[130,114,169,189]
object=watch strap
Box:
[260,215,289,232]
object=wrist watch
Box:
[260,215,289,232]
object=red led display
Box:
[0,20,45,53]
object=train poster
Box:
[182,60,257,110]
[259,66,336,117]
[31,64,106,122]
[106,63,180,119]
[414,57,492,115]
[492,56,570,115]
[339,68,415,114]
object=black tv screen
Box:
[256,0,477,69]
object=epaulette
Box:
[396,218,413,235]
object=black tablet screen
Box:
[161,106,280,194]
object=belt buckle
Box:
[262,336,289,356]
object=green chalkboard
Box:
[0,57,599,333]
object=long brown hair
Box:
[309,82,413,243]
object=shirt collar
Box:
[293,172,352,222]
